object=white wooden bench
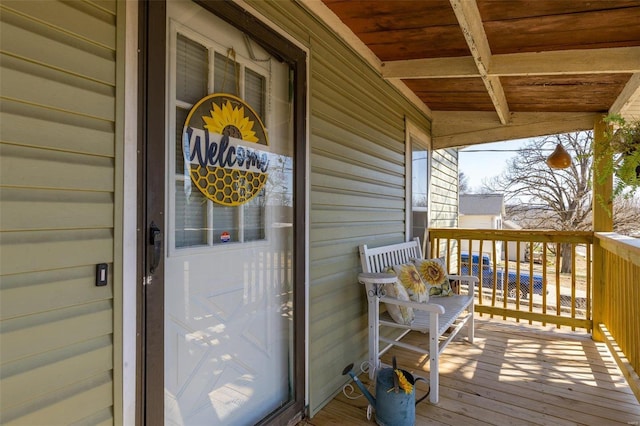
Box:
[358,238,477,403]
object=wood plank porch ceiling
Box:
[308,0,640,148]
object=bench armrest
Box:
[447,274,477,297]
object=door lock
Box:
[149,222,163,274]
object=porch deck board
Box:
[304,317,640,426]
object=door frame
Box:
[137,1,307,424]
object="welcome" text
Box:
[184,127,269,173]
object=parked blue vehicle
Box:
[460,253,545,299]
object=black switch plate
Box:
[96,263,108,286]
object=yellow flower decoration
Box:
[202,100,259,143]
[418,260,446,285]
[399,264,426,295]
[395,370,413,394]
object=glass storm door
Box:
[163,2,296,424]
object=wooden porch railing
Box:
[426,228,593,331]
[594,232,640,402]
[426,228,640,402]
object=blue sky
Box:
[458,138,531,192]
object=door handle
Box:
[149,222,163,274]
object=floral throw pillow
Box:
[388,263,428,303]
[382,281,415,325]
[414,258,453,297]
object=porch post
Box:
[592,115,613,341]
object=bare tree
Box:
[484,131,640,272]
[484,132,592,273]
[613,197,640,236]
[459,171,471,194]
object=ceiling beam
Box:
[610,73,640,116]
[432,111,600,149]
[492,47,640,77]
[382,56,479,79]
[449,0,510,125]
[382,46,640,79]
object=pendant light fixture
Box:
[546,143,571,169]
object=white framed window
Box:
[405,118,432,242]
[169,25,273,252]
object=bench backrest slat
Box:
[360,238,424,273]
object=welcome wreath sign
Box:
[182,94,270,206]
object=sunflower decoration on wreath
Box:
[182,94,269,206]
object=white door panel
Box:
[165,2,294,424]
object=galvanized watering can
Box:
[342,358,429,426]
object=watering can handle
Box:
[413,376,430,405]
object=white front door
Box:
[163,2,296,424]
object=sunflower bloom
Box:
[399,265,425,295]
[418,260,446,285]
[203,101,259,142]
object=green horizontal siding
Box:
[0,105,114,156]
[1,10,115,85]
[0,0,117,424]
[1,57,115,121]
[1,1,116,50]
[1,229,113,276]
[1,336,112,409]
[2,374,113,426]
[0,266,113,320]
[1,188,114,231]
[431,149,459,228]
[247,0,441,417]
[0,145,114,191]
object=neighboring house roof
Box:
[503,220,522,230]
[460,194,504,216]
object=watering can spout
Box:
[342,363,376,407]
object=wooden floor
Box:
[302,317,640,426]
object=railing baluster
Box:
[430,237,436,260]
[515,242,521,320]
[571,244,577,331]
[586,243,592,333]
[451,237,456,274]
[528,240,534,324]
[491,240,497,319]
[556,242,561,328]
[425,229,595,331]
[478,239,484,309]
[503,238,508,320]
[542,242,548,326]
